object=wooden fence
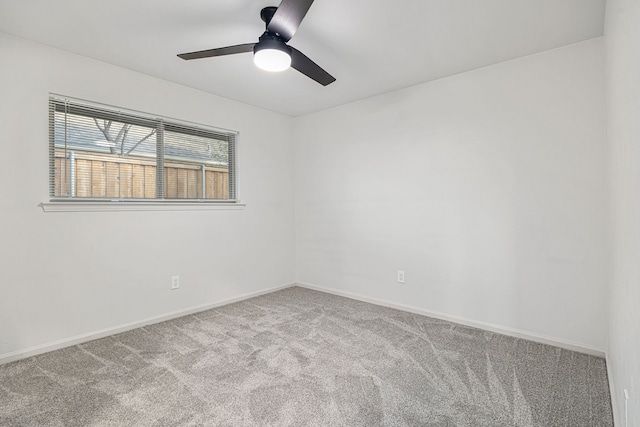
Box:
[54,150,229,199]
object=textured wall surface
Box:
[294,40,608,352]
[605,0,640,425]
[0,33,296,359]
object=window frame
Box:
[43,94,242,212]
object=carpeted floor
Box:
[0,286,613,426]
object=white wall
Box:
[294,39,608,351]
[606,0,640,424]
[0,33,295,359]
[0,30,612,369]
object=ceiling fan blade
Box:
[267,0,315,42]
[290,47,335,86]
[178,43,255,60]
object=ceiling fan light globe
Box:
[254,48,291,72]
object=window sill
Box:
[39,200,246,213]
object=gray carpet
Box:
[0,286,613,426]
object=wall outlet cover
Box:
[171,275,180,290]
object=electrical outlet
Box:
[171,275,180,290]
[397,270,405,283]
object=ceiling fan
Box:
[178,0,335,86]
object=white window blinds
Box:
[49,95,237,202]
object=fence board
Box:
[106,162,120,198]
[206,171,216,199]
[165,167,177,198]
[177,168,188,198]
[144,165,156,198]
[91,161,106,198]
[53,150,228,200]
[120,163,132,198]
[196,169,203,199]
[215,172,224,199]
[58,157,70,197]
[187,169,198,198]
[222,173,229,199]
[132,164,145,198]
[54,158,63,197]
[76,159,91,197]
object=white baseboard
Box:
[605,351,620,426]
[2,281,606,366]
[296,282,606,357]
[0,282,295,366]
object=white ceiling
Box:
[0,0,605,117]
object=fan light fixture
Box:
[253,37,291,72]
[177,3,336,86]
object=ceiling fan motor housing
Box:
[254,32,292,56]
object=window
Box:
[48,95,237,204]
